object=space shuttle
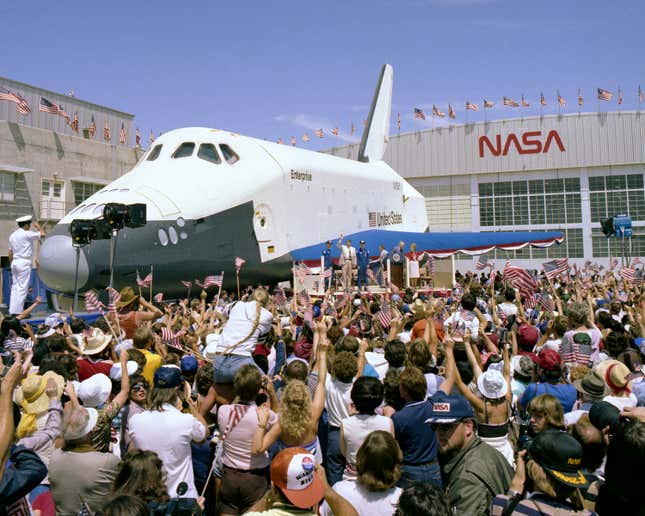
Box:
[38,65,562,298]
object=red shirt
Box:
[77,357,113,381]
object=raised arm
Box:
[445,337,484,412]
[463,331,483,379]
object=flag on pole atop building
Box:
[149,130,155,144]
[578,89,584,107]
[331,127,339,136]
[540,92,546,106]
[315,128,324,138]
[235,257,246,274]
[135,128,141,147]
[557,91,566,106]
[432,105,445,117]
[71,113,79,133]
[89,116,96,137]
[483,99,494,108]
[543,258,570,279]
[466,101,478,111]
[640,85,644,103]
[302,133,310,142]
[617,87,623,105]
[597,88,613,101]
[351,122,355,135]
[0,87,31,114]
[448,104,456,119]
[119,123,126,144]
[414,107,426,120]
[521,95,529,107]
[397,113,401,131]
[276,138,283,145]
[39,97,69,122]
[503,97,519,107]
[290,136,296,146]
[104,119,111,141]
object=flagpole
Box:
[236,270,241,300]
[187,285,192,300]
[149,265,153,303]
[215,271,224,306]
[136,269,142,299]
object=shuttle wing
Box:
[289,229,564,261]
[357,64,393,163]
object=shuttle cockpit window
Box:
[197,143,222,164]
[146,144,163,161]
[219,144,239,164]
[172,142,195,159]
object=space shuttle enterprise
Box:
[39,65,563,298]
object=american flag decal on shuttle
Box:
[368,212,377,227]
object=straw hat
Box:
[115,286,139,309]
[81,328,112,355]
[15,371,64,415]
[596,359,632,395]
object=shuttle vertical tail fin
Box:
[358,64,393,163]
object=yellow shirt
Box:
[141,349,163,385]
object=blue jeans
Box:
[326,425,345,486]
[398,461,442,489]
[213,354,261,383]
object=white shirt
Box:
[340,245,356,265]
[341,414,393,480]
[365,351,389,380]
[325,375,354,427]
[213,300,273,356]
[129,403,206,498]
[320,480,401,516]
[9,227,41,259]
[443,309,480,339]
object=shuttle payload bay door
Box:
[253,203,277,261]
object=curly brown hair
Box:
[332,351,358,383]
[112,450,169,503]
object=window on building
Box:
[588,173,645,222]
[172,142,195,159]
[41,179,65,220]
[219,144,239,164]
[197,143,222,164]
[146,144,163,161]
[0,172,16,202]
[72,182,103,207]
[592,229,645,258]
[491,228,583,260]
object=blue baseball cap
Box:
[312,305,322,319]
[154,366,183,388]
[425,393,475,424]
[391,294,401,302]
[180,355,199,375]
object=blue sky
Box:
[1,0,643,150]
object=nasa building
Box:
[328,111,645,270]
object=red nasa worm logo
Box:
[478,130,565,158]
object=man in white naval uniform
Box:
[8,215,44,314]
[337,238,356,292]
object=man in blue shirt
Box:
[321,240,333,290]
[518,349,577,413]
[356,240,370,291]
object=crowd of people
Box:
[2,260,645,515]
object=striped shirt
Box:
[491,493,597,515]
[3,336,33,351]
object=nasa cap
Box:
[16,215,32,224]
[424,392,474,424]
[270,448,324,509]
[359,240,365,244]
[529,429,587,488]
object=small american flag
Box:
[119,124,126,144]
[104,119,111,141]
[521,95,530,107]
[496,305,508,328]
[598,88,613,101]
[39,97,63,115]
[161,327,184,349]
[315,128,324,138]
[106,287,121,314]
[351,122,356,135]
[85,290,105,313]
[608,257,618,271]
[368,212,377,227]
[290,136,296,146]
[0,87,31,114]
[466,101,479,111]
[474,255,490,271]
[89,115,96,137]
[540,92,547,106]
[632,257,643,267]
[274,287,287,306]
[524,294,538,310]
[578,88,584,107]
[640,85,644,103]
[135,128,141,147]
[448,104,456,119]
[137,272,153,287]
[620,266,636,283]
[617,87,623,105]
[235,257,246,274]
[149,130,155,144]
[276,138,283,144]
[397,112,401,130]
[302,133,310,142]
[483,99,494,108]
[181,280,192,288]
[331,127,339,136]
[432,105,445,117]
[503,262,537,299]
[71,113,79,132]
[293,263,311,283]
[414,107,426,120]
[503,97,519,107]
[298,289,311,307]
[557,91,566,106]
[202,274,223,288]
[153,292,164,302]
[378,297,392,328]
[537,292,555,313]
[543,258,570,280]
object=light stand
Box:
[69,219,97,312]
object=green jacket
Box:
[442,436,514,516]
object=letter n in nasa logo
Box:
[368,212,377,227]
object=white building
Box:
[327,111,645,270]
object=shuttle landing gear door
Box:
[253,203,276,262]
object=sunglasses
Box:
[131,383,148,392]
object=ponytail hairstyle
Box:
[226,288,271,352]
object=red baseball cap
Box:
[518,324,539,350]
[536,349,561,371]
[270,448,324,509]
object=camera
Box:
[517,412,533,451]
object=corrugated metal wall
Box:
[0,76,134,146]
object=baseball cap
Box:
[270,448,324,509]
[536,348,561,371]
[180,355,199,376]
[45,313,66,328]
[359,240,365,244]
[518,324,539,349]
[529,429,587,488]
[589,401,620,431]
[154,366,184,388]
[424,393,475,424]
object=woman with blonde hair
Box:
[210,288,273,385]
[253,322,329,463]
[528,393,565,434]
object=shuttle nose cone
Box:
[39,235,89,293]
